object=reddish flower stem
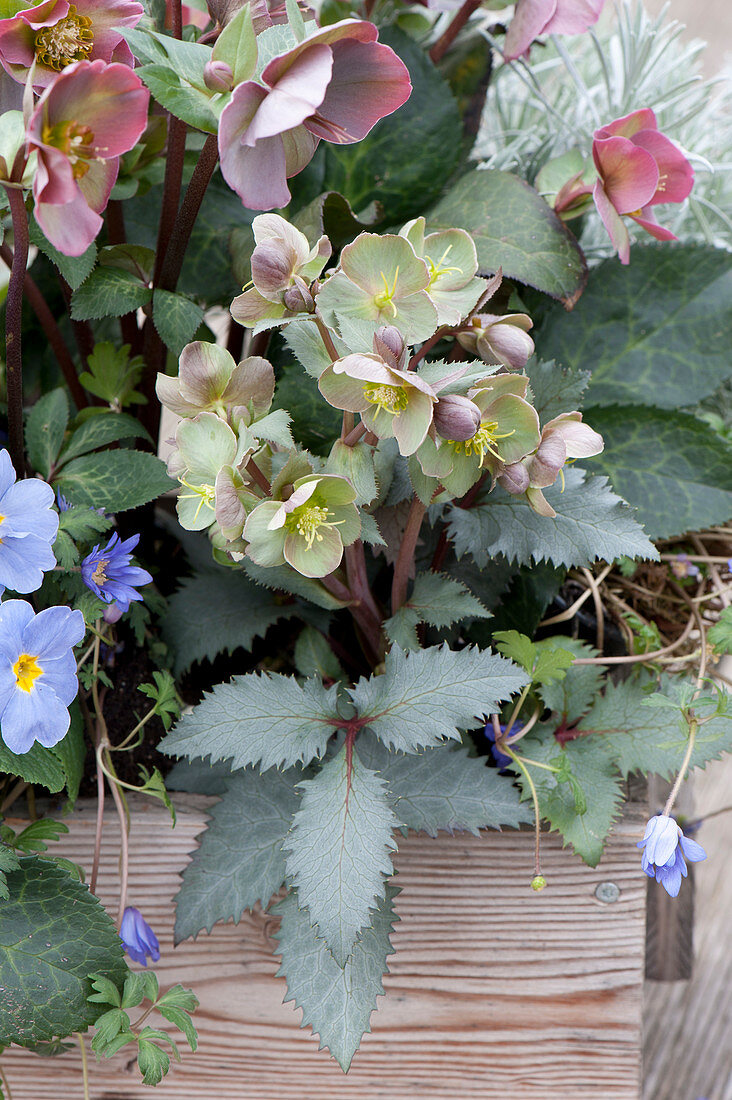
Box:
[391,497,427,613]
[0,241,88,410]
[3,186,29,474]
[429,0,483,64]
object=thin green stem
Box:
[0,1061,13,1100]
[112,705,157,752]
[662,716,698,819]
[76,1032,90,1100]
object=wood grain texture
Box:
[3,795,647,1100]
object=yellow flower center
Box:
[426,245,461,289]
[41,118,95,179]
[0,512,4,544]
[179,479,216,523]
[13,653,43,694]
[92,558,109,584]
[362,383,408,415]
[35,7,93,71]
[450,420,515,463]
[373,269,399,317]
[287,504,339,551]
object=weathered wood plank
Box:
[3,796,646,1099]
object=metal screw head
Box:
[595,881,621,903]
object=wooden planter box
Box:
[3,794,647,1099]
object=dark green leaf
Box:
[0,740,66,792]
[274,884,398,1072]
[174,767,300,942]
[293,191,380,253]
[138,65,218,132]
[71,268,152,321]
[273,362,342,454]
[537,244,732,409]
[26,389,68,478]
[536,638,603,725]
[57,412,150,467]
[165,757,233,795]
[50,705,86,805]
[446,468,658,567]
[0,857,128,1045]
[428,169,587,305]
[137,1038,170,1085]
[322,27,461,224]
[586,404,732,539]
[58,504,113,542]
[29,217,96,290]
[55,450,174,512]
[293,627,343,681]
[152,289,205,357]
[709,606,732,656]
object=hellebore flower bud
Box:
[497,462,530,495]
[458,314,535,371]
[373,325,407,370]
[204,59,235,93]
[283,277,315,314]
[433,394,481,442]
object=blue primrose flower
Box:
[0,600,85,754]
[0,450,59,594]
[81,533,152,614]
[638,814,707,898]
[120,907,160,966]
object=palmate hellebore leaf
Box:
[274,884,399,1072]
[174,768,302,943]
[284,744,399,966]
[159,673,341,771]
[349,644,529,754]
[0,857,128,1045]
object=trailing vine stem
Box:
[3,185,29,474]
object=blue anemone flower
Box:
[0,450,59,594]
[0,600,85,754]
[120,907,160,966]
[81,533,152,613]
[484,721,523,773]
[638,814,706,897]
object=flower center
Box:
[35,7,93,71]
[0,512,4,543]
[13,653,42,693]
[373,269,399,317]
[287,504,338,551]
[426,245,461,289]
[179,479,216,523]
[450,420,515,463]
[41,118,95,179]
[92,558,109,585]
[362,383,408,416]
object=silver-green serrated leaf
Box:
[0,857,128,1045]
[174,768,301,943]
[274,884,399,1072]
[356,733,531,834]
[525,359,591,423]
[384,572,490,651]
[349,644,528,753]
[159,674,341,771]
[446,468,657,568]
[284,745,398,966]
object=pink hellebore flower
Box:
[219,19,411,210]
[592,109,694,264]
[504,0,604,61]
[26,60,149,256]
[0,0,143,89]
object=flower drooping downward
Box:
[26,59,149,255]
[638,814,706,898]
[0,600,84,753]
[120,906,160,966]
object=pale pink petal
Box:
[35,185,102,255]
[592,135,658,213]
[250,45,332,143]
[219,83,291,208]
[306,38,411,144]
[628,206,678,242]
[281,124,318,178]
[504,0,557,60]
[543,0,604,36]
[592,179,631,265]
[261,17,377,85]
[74,0,143,56]
[630,129,694,204]
[77,155,118,213]
[595,108,658,141]
[32,144,78,205]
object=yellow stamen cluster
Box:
[41,118,95,179]
[450,420,515,463]
[35,7,93,71]
[373,269,400,317]
[13,653,42,694]
[288,504,334,551]
[362,382,408,416]
[92,558,109,584]
[179,479,217,523]
[426,244,462,289]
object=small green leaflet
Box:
[536,637,603,725]
[708,606,732,656]
[26,388,69,478]
[355,733,532,834]
[159,673,341,771]
[274,885,399,1072]
[384,572,490,650]
[349,644,528,753]
[492,630,574,685]
[0,845,20,902]
[284,744,398,966]
[174,768,301,943]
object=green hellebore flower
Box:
[318,352,437,456]
[243,474,360,578]
[230,214,331,329]
[156,341,276,422]
[316,232,438,345]
[399,217,485,327]
[173,413,252,532]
